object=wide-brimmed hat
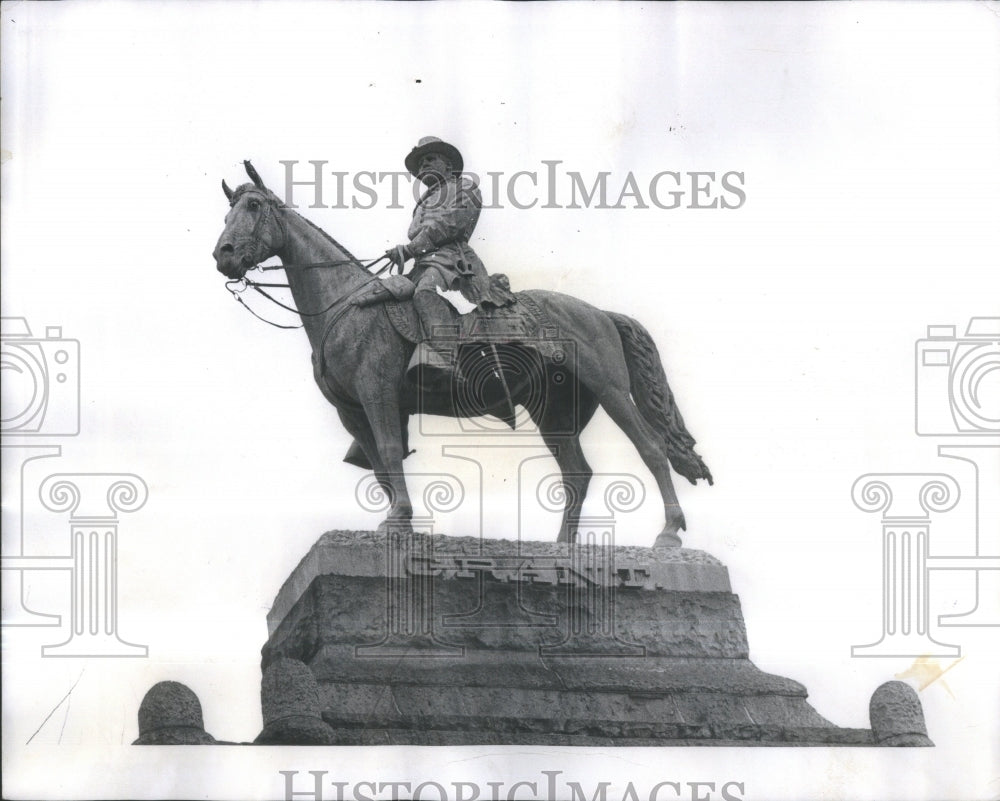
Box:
[404,136,464,177]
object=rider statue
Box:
[386,136,513,390]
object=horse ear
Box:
[221,179,234,201]
[244,160,265,189]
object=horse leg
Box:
[541,433,593,544]
[532,384,599,544]
[521,292,698,548]
[336,408,394,502]
[360,398,413,530]
[582,376,686,548]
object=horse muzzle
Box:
[214,246,254,279]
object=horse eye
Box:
[247,200,259,211]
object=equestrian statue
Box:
[212,138,712,548]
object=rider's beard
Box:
[418,169,446,187]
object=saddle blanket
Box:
[356,276,564,361]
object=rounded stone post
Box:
[133,681,216,744]
[869,680,933,746]
[255,658,337,744]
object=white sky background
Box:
[2,2,999,799]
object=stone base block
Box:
[259,531,926,746]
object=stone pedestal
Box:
[262,531,880,746]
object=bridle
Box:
[222,189,396,330]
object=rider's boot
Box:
[406,289,462,392]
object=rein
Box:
[222,185,401,329]
[225,222,401,329]
[226,256,391,330]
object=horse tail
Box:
[606,312,714,486]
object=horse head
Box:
[213,161,287,279]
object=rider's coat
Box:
[407,175,510,307]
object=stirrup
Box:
[406,342,463,392]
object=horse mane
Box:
[231,182,364,268]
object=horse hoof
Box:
[377,518,414,536]
[653,530,683,549]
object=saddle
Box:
[352,274,563,362]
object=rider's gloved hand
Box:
[385,244,413,267]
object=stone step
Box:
[307,647,808,696]
[318,725,875,747]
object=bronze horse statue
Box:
[212,162,711,547]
